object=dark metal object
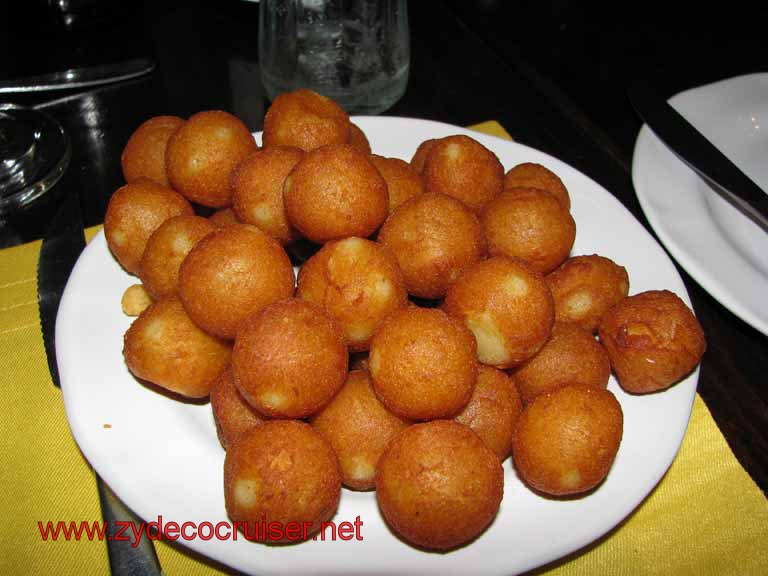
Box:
[629,81,768,232]
[0,58,156,94]
[37,184,163,575]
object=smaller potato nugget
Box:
[232,147,303,244]
[284,143,388,243]
[233,299,348,418]
[512,385,623,496]
[598,290,706,394]
[263,89,350,152]
[121,284,153,317]
[547,255,630,333]
[140,215,216,299]
[369,307,477,420]
[503,162,571,210]
[348,122,372,154]
[209,207,240,227]
[104,179,193,275]
[124,297,231,398]
[482,187,576,274]
[513,322,611,404]
[376,420,503,550]
[121,115,185,187]
[443,257,555,368]
[211,368,265,449]
[378,192,485,299]
[423,135,503,212]
[297,237,408,351]
[166,110,256,207]
[178,224,295,339]
[311,370,410,490]
[224,421,341,543]
[455,365,522,460]
[409,138,437,173]
[369,155,425,213]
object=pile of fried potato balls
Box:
[109,89,706,551]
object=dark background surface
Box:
[1,0,766,497]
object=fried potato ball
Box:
[123,297,231,398]
[369,154,425,213]
[482,187,576,274]
[348,122,372,154]
[422,135,503,212]
[455,365,522,460]
[262,89,350,152]
[512,322,610,404]
[598,290,706,394]
[503,162,571,210]
[210,367,265,449]
[232,298,348,418]
[139,215,216,299]
[443,257,555,368]
[409,138,437,173]
[376,420,503,550]
[311,370,410,490]
[121,284,153,316]
[209,207,240,227]
[297,237,408,351]
[512,385,623,496]
[283,144,388,243]
[166,110,256,207]
[369,307,477,420]
[104,178,193,275]
[178,224,295,339]
[377,192,485,299]
[121,115,185,187]
[232,147,303,244]
[224,420,341,543]
[546,255,630,333]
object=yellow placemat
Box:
[0,122,765,576]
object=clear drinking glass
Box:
[259,0,410,115]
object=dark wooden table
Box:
[2,0,766,496]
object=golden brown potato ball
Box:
[512,322,610,404]
[262,89,350,152]
[409,138,437,173]
[377,192,485,299]
[178,224,295,339]
[348,122,372,154]
[512,385,623,496]
[104,178,193,275]
[166,110,256,208]
[455,365,522,460]
[482,187,576,274]
[232,298,348,418]
[369,307,477,420]
[369,154,425,213]
[121,284,152,316]
[598,290,706,394]
[121,115,185,187]
[422,135,504,212]
[443,256,555,368]
[296,237,408,351]
[209,207,240,227]
[139,215,216,299]
[224,420,341,543]
[231,147,303,244]
[503,162,571,210]
[311,370,410,490]
[123,297,231,398]
[376,420,503,550]
[210,367,265,449]
[283,143,388,243]
[546,255,630,333]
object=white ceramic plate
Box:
[59,117,698,576]
[632,73,768,336]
